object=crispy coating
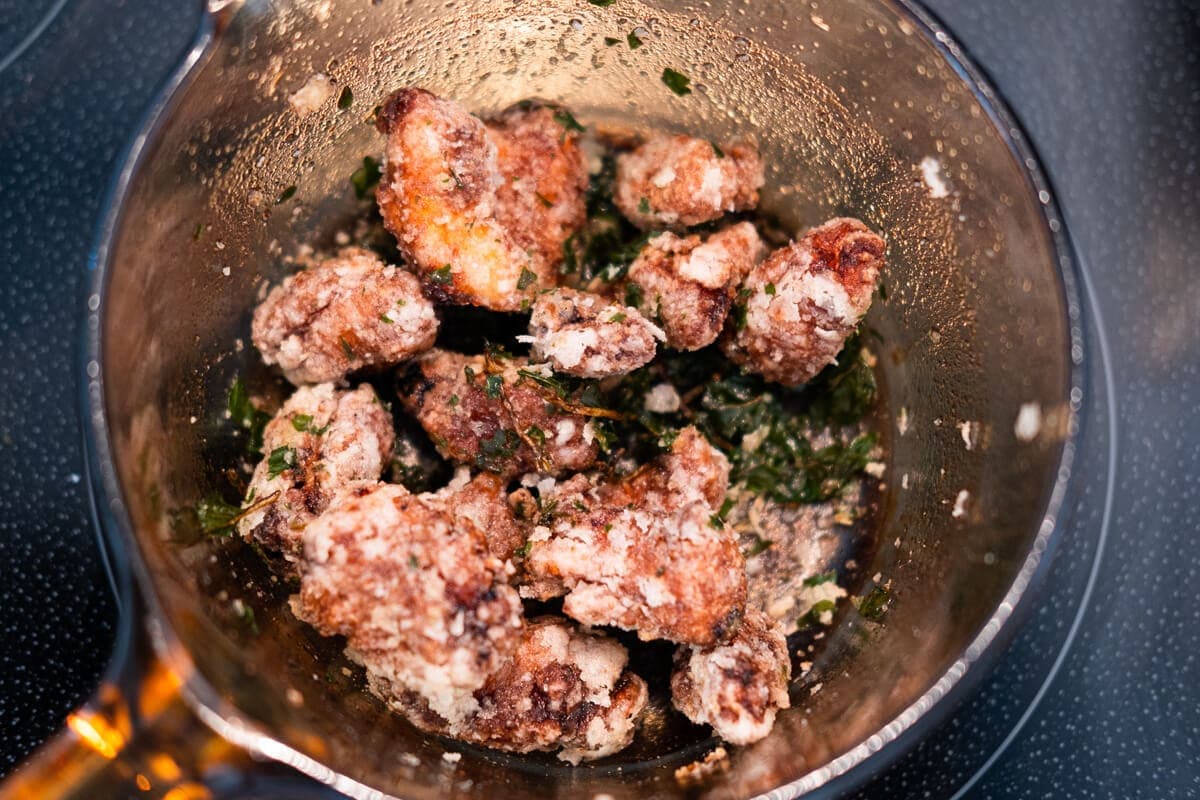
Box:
[723,217,884,386]
[375,89,586,311]
[398,349,601,477]
[427,469,530,563]
[294,482,525,725]
[624,222,765,351]
[251,247,439,385]
[614,135,763,229]
[523,427,747,645]
[670,607,791,745]
[367,617,649,763]
[523,288,663,378]
[237,383,394,569]
[487,102,589,274]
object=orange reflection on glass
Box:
[65,711,125,760]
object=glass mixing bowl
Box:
[4,1,1083,798]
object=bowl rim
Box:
[79,1,1088,797]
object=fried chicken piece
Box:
[398,349,601,477]
[623,222,765,351]
[487,102,589,274]
[237,383,394,569]
[251,247,438,385]
[523,427,747,645]
[522,288,663,378]
[368,617,649,763]
[614,135,763,229]
[723,217,885,386]
[670,607,791,745]
[294,482,525,725]
[375,89,586,311]
[426,469,530,563]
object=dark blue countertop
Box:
[1,1,1197,796]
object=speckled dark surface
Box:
[0,0,1197,797]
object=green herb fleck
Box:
[801,599,838,628]
[608,311,627,323]
[661,68,692,96]
[339,336,355,358]
[553,109,585,132]
[484,375,503,399]
[337,86,353,110]
[627,30,643,49]
[803,571,837,587]
[350,155,382,199]
[857,586,890,621]
[277,185,297,204]
[267,445,297,478]
[764,282,776,296]
[637,197,651,214]
[408,554,420,569]
[238,603,259,634]
[448,393,460,408]
[192,223,205,240]
[624,283,644,308]
[196,496,241,538]
[517,267,538,291]
[379,313,394,324]
[588,0,615,6]
[291,414,314,432]
[476,429,519,471]
[746,536,774,557]
[515,541,533,557]
[604,36,620,46]
[711,141,725,158]
[526,425,547,445]
[430,264,453,285]
[534,192,554,208]
[227,377,271,455]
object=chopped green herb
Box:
[526,425,547,445]
[801,333,878,425]
[227,377,271,455]
[764,282,776,295]
[534,192,554,208]
[291,414,314,432]
[267,445,297,478]
[430,264,453,284]
[637,197,651,214]
[604,36,620,46]
[608,311,627,323]
[196,496,241,538]
[337,86,353,109]
[408,554,420,569]
[588,0,615,5]
[448,393,460,408]
[192,222,205,240]
[801,599,837,628]
[517,368,568,397]
[624,282,644,308]
[708,513,724,529]
[517,267,538,290]
[711,141,725,159]
[339,336,355,358]
[746,536,774,557]
[661,68,692,96]
[380,313,394,324]
[553,109,585,133]
[350,155,382,199]
[238,603,259,634]
[857,586,890,621]
[803,571,837,587]
[627,30,643,49]
[515,541,533,557]
[277,185,297,204]
[475,429,519,471]
[484,375,503,399]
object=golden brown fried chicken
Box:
[375,89,586,311]
[368,617,649,764]
[487,102,589,274]
[670,607,791,745]
[294,481,525,725]
[623,222,765,351]
[523,287,663,378]
[426,469,530,563]
[398,349,602,477]
[237,383,394,569]
[614,135,763,229]
[523,427,747,645]
[723,217,884,386]
[251,247,438,385]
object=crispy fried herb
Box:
[604,36,620,46]
[661,68,692,96]
[484,374,503,398]
[380,313,394,324]
[430,264,453,284]
[588,0,615,5]
[350,156,382,199]
[277,185,297,204]
[517,368,567,396]
[526,425,547,445]
[857,586,890,621]
[517,267,538,290]
[291,414,329,435]
[800,599,837,628]
[338,86,353,109]
[798,333,877,426]
[627,30,643,49]
[227,377,271,455]
[764,282,776,296]
[266,445,297,478]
